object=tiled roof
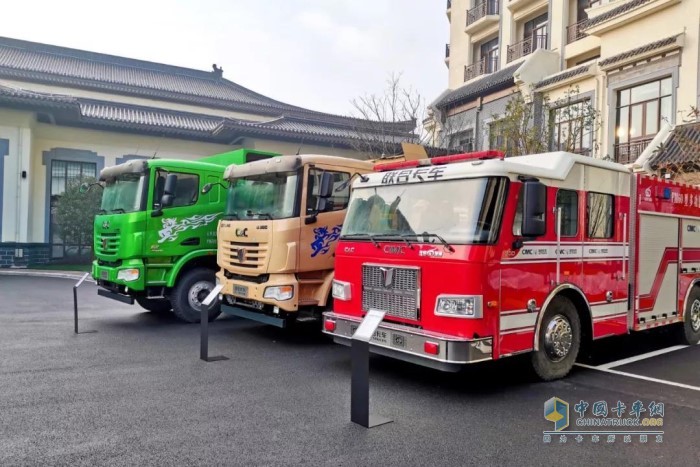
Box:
[435,63,520,108]
[0,36,413,134]
[649,121,700,168]
[535,65,590,90]
[0,83,414,147]
[598,35,679,67]
[583,0,653,29]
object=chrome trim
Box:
[628,175,637,330]
[434,294,483,319]
[556,206,561,284]
[533,283,591,352]
[323,312,492,366]
[682,279,700,322]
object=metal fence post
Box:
[73,272,97,334]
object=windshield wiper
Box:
[223,213,240,220]
[341,233,380,248]
[110,208,125,214]
[419,232,455,252]
[98,209,107,214]
[246,210,272,220]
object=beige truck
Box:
[213,154,376,327]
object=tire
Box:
[677,287,700,345]
[135,296,172,313]
[531,296,581,381]
[170,268,221,323]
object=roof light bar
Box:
[373,150,505,172]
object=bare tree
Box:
[349,73,422,159]
[489,86,601,157]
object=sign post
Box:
[73,272,97,334]
[350,309,393,428]
[200,284,228,362]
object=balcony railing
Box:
[566,19,588,44]
[464,56,499,82]
[447,0,452,10]
[467,0,499,26]
[615,138,654,164]
[445,43,450,59]
[507,34,547,63]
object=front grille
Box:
[362,264,419,321]
[222,240,268,270]
[96,232,120,255]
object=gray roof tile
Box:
[435,63,519,108]
[535,65,590,89]
[649,121,700,168]
[598,35,679,67]
[583,0,653,29]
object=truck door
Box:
[146,169,216,258]
[298,166,351,272]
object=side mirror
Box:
[521,181,547,237]
[318,172,334,198]
[161,174,177,207]
[79,183,90,193]
[201,183,213,194]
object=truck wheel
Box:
[170,268,221,323]
[531,296,581,381]
[135,297,171,313]
[677,287,700,345]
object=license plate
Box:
[233,285,248,297]
[100,270,108,280]
[350,325,391,345]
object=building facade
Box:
[0,37,415,267]
[434,0,700,162]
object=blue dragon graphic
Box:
[311,224,342,257]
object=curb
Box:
[0,269,96,283]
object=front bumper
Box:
[92,259,146,292]
[322,312,493,372]
[217,271,298,312]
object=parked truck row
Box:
[88,145,700,381]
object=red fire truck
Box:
[322,150,700,380]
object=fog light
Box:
[273,306,280,314]
[264,285,293,301]
[324,319,336,332]
[424,341,440,355]
[117,268,140,282]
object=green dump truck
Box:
[89,149,278,322]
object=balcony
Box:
[566,19,588,44]
[464,56,500,82]
[507,34,547,63]
[445,44,450,63]
[465,0,500,35]
[615,138,654,164]
[446,0,452,19]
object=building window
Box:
[587,192,614,239]
[479,37,499,74]
[551,99,593,156]
[524,13,548,47]
[50,160,97,259]
[556,189,578,237]
[489,120,515,153]
[615,77,673,163]
[453,129,475,152]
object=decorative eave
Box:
[583,0,681,36]
[534,63,596,92]
[598,33,683,71]
[435,63,520,109]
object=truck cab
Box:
[90,149,278,322]
[215,155,374,327]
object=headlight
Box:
[117,268,140,282]
[263,285,294,301]
[435,295,482,318]
[332,280,351,301]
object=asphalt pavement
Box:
[0,275,698,466]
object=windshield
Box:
[342,177,508,244]
[224,171,299,220]
[100,173,147,213]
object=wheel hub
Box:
[543,314,573,362]
[188,280,214,311]
[690,299,700,332]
